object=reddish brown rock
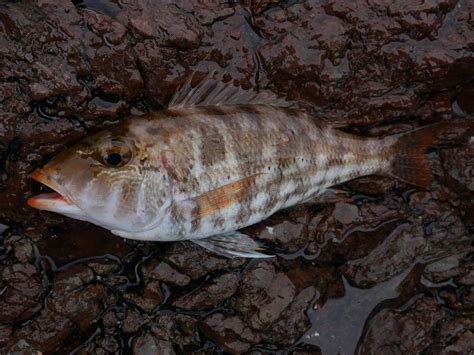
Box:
[254,209,309,253]
[423,253,471,283]
[12,238,34,263]
[163,242,245,279]
[87,258,121,276]
[200,313,261,353]
[440,144,474,191]
[8,310,73,353]
[358,296,446,354]
[0,263,43,323]
[0,324,12,346]
[122,309,149,334]
[234,261,296,330]
[343,222,426,288]
[150,313,199,348]
[124,281,163,313]
[141,259,191,287]
[260,286,317,346]
[48,283,107,331]
[431,317,474,354]
[132,332,175,355]
[173,272,239,310]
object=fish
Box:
[27,72,446,258]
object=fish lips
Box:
[27,169,81,215]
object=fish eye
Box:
[100,139,132,168]
[105,152,123,166]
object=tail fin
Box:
[388,122,448,188]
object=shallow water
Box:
[1,1,473,353]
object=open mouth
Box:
[27,170,74,210]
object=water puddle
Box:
[302,266,413,354]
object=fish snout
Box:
[28,168,73,210]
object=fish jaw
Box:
[28,169,83,216]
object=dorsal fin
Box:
[168,71,290,108]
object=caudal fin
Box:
[388,122,448,188]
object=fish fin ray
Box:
[169,71,290,108]
[388,121,448,188]
[193,231,274,258]
[303,188,353,205]
[188,173,266,218]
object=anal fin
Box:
[193,231,274,259]
[302,188,352,205]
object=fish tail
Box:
[385,121,448,188]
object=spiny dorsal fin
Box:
[193,231,274,258]
[168,71,290,108]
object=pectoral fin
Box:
[187,173,265,218]
[193,231,274,258]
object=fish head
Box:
[28,126,171,234]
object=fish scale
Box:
[141,105,387,239]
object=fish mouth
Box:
[27,169,75,211]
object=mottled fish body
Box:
[28,73,445,257]
[126,105,389,241]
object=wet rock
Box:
[285,265,343,302]
[122,309,149,333]
[432,317,474,354]
[255,209,309,253]
[0,324,12,346]
[127,3,204,49]
[132,332,175,355]
[458,270,474,286]
[440,144,474,191]
[36,225,131,266]
[12,238,34,263]
[459,286,474,310]
[53,264,94,293]
[173,272,239,310]
[9,309,73,353]
[164,242,245,279]
[454,83,474,115]
[151,313,199,347]
[141,259,191,287]
[343,222,426,287]
[423,253,470,283]
[47,264,107,331]
[332,202,360,225]
[95,335,120,353]
[200,313,261,353]
[234,261,296,330]
[87,258,121,276]
[0,263,43,323]
[408,188,471,260]
[48,283,107,331]
[308,196,402,262]
[358,296,446,354]
[259,286,317,346]
[102,310,120,329]
[124,280,163,313]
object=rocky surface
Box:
[0,0,473,353]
